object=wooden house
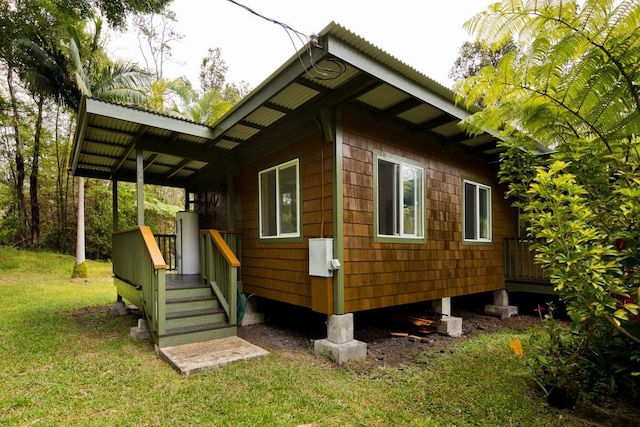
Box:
[70,22,550,363]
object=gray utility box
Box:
[309,238,334,277]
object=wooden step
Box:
[165,295,220,313]
[166,308,227,329]
[158,323,237,347]
[166,286,212,300]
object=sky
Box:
[109,0,498,91]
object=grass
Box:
[0,247,595,426]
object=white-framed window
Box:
[463,179,492,242]
[376,156,424,239]
[259,159,300,238]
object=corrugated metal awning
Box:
[71,22,548,191]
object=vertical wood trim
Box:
[112,179,118,232]
[227,170,235,231]
[333,112,345,314]
[136,148,144,226]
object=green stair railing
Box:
[200,230,240,325]
[113,226,167,338]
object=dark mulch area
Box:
[237,294,544,366]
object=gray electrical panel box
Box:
[309,238,333,277]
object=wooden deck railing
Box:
[113,226,167,336]
[200,230,241,325]
[155,234,176,271]
[504,237,548,283]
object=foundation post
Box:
[485,290,518,319]
[314,313,367,364]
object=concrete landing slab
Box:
[159,336,268,375]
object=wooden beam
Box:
[412,114,457,134]
[143,153,159,171]
[137,139,221,162]
[379,98,422,121]
[112,129,146,177]
[165,158,193,179]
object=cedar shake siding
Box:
[341,114,517,313]
[235,113,516,313]
[236,132,334,308]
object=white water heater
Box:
[176,211,200,275]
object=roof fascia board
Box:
[209,46,327,140]
[324,35,471,121]
[84,98,216,140]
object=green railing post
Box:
[229,265,237,325]
[199,230,241,326]
[157,269,166,335]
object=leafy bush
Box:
[458,0,640,405]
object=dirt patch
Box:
[237,303,542,366]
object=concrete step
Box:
[159,336,268,375]
[165,308,227,329]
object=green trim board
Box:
[323,30,472,121]
[505,281,557,295]
[333,112,345,315]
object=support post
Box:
[314,313,367,364]
[136,148,144,226]
[227,170,234,231]
[485,290,518,319]
[112,179,119,232]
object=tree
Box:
[67,19,152,276]
[455,0,640,403]
[199,47,250,103]
[58,0,172,29]
[448,40,516,82]
[133,8,183,80]
[199,47,227,93]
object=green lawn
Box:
[0,247,593,426]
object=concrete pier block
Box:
[485,290,518,319]
[314,338,367,364]
[240,297,265,326]
[130,318,151,340]
[437,316,463,337]
[432,297,451,316]
[114,300,128,316]
[485,305,519,319]
[327,313,354,344]
[314,313,367,364]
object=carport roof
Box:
[70,22,549,191]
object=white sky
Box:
[109,0,497,91]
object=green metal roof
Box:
[71,22,539,191]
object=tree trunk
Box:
[6,65,28,244]
[30,94,44,247]
[72,176,87,278]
